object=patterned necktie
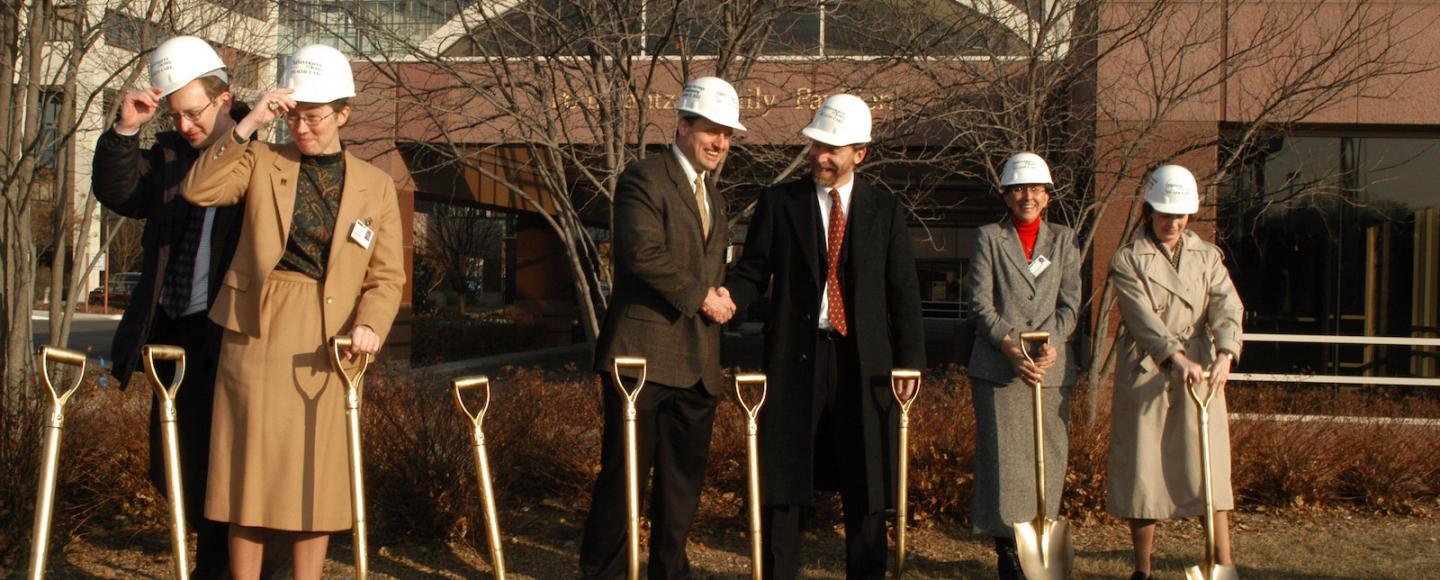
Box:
[695,174,710,239]
[825,188,848,336]
[159,206,206,318]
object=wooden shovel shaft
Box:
[1031,379,1048,526]
[613,359,647,580]
[473,429,507,579]
[745,419,762,580]
[160,403,190,579]
[27,424,63,580]
[344,385,369,578]
[29,346,87,580]
[896,410,910,576]
[144,345,191,579]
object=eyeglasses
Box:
[284,110,337,127]
[173,98,217,124]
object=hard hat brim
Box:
[680,108,745,131]
[1147,200,1199,215]
[289,87,357,104]
[802,127,869,147]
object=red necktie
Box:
[826,188,848,336]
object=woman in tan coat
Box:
[1107,165,1243,580]
[184,44,404,580]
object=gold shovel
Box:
[612,357,648,580]
[142,344,191,580]
[1184,371,1239,580]
[452,376,507,579]
[26,346,87,580]
[733,373,768,580]
[890,369,923,577]
[329,336,372,579]
[1011,331,1073,580]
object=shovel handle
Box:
[611,357,647,403]
[142,344,187,402]
[452,375,492,429]
[734,374,767,419]
[38,346,87,411]
[890,369,922,411]
[328,336,371,390]
[1185,370,1217,410]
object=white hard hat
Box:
[285,44,356,104]
[1000,152,1053,187]
[149,36,227,98]
[1144,164,1200,215]
[802,94,872,147]
[676,76,746,131]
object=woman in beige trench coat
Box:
[184,44,404,580]
[1107,165,1243,580]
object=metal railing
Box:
[1230,333,1440,388]
[1230,333,1440,426]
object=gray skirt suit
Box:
[966,219,1082,536]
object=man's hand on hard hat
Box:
[235,88,297,141]
[116,87,163,135]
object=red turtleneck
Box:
[1013,216,1040,260]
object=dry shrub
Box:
[906,366,979,525]
[0,372,164,562]
[362,364,600,546]
[5,365,1437,563]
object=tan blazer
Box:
[183,132,405,343]
[1106,229,1244,519]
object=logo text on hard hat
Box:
[817,108,845,124]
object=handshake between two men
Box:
[701,287,737,324]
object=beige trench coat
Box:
[1106,230,1243,520]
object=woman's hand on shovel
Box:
[346,325,381,361]
[1207,352,1234,395]
[1169,352,1207,387]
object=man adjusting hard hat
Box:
[581,75,743,579]
[723,93,926,578]
[91,34,249,578]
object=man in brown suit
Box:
[581,76,744,579]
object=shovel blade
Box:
[1186,564,1240,580]
[1013,517,1073,580]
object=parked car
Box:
[89,272,141,308]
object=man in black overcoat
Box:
[724,93,925,579]
[92,35,247,578]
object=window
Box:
[440,0,1026,58]
[104,9,169,52]
[212,0,268,21]
[1221,135,1440,377]
[36,89,66,168]
[219,47,269,89]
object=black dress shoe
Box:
[1129,572,1153,580]
[994,537,1023,580]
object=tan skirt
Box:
[205,270,352,531]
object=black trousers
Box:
[762,332,887,580]
[579,376,718,580]
[146,309,229,579]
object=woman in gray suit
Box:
[966,152,1082,579]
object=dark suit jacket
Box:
[593,151,729,395]
[725,176,925,509]
[91,107,247,388]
